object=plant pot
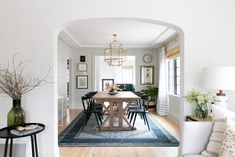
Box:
[195,103,208,118]
[7,99,26,126]
[148,101,156,111]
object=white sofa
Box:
[181,105,235,157]
[181,122,213,157]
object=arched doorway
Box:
[54,17,184,156]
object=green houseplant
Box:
[0,54,49,126]
[185,89,213,118]
[142,86,159,108]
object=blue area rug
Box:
[58,112,179,147]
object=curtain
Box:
[157,47,169,116]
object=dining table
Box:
[92,91,140,131]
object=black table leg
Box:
[4,138,9,157]
[31,135,35,157]
[34,135,38,157]
[9,138,13,157]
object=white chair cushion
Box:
[184,155,203,157]
[218,118,235,157]
[201,120,226,156]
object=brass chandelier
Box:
[104,34,127,66]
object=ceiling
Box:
[59,18,177,49]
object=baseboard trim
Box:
[168,112,180,124]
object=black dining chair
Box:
[127,91,144,119]
[128,95,151,130]
[81,96,103,131]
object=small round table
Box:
[0,123,45,157]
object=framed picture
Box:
[77,63,87,72]
[76,75,88,89]
[102,79,114,91]
[80,56,86,62]
[140,66,154,85]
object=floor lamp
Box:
[202,66,235,108]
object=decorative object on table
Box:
[201,66,235,108]
[140,65,154,85]
[141,86,158,109]
[76,75,88,89]
[101,79,114,91]
[58,112,179,147]
[77,63,87,72]
[185,89,213,118]
[80,56,86,62]
[104,34,127,66]
[0,54,50,126]
[143,54,153,64]
[10,124,43,136]
[104,83,121,95]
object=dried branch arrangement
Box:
[0,54,50,99]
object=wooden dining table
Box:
[92,91,140,131]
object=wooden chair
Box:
[128,95,151,130]
[81,96,103,131]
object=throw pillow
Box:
[218,118,235,157]
[201,119,226,157]
[212,105,229,120]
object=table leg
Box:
[4,138,9,157]
[118,102,123,128]
[31,135,35,157]
[9,138,13,157]
[109,101,114,128]
[34,135,38,157]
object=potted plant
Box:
[185,89,213,118]
[142,86,159,109]
[0,54,49,126]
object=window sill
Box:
[168,93,180,97]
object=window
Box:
[167,57,180,95]
[115,56,135,84]
[95,56,135,91]
[121,65,133,84]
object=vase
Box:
[7,99,26,126]
[195,103,208,118]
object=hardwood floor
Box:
[58,109,81,134]
[58,109,180,157]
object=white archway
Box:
[53,17,184,155]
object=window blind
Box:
[165,47,180,59]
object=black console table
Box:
[0,123,45,157]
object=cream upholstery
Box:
[181,107,235,157]
[181,122,213,156]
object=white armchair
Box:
[181,122,213,157]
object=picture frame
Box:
[77,63,87,72]
[140,65,154,85]
[76,75,88,89]
[102,79,114,91]
[80,56,86,62]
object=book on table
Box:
[10,126,43,136]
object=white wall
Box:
[1,1,235,156]
[72,48,159,109]
[57,38,75,118]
